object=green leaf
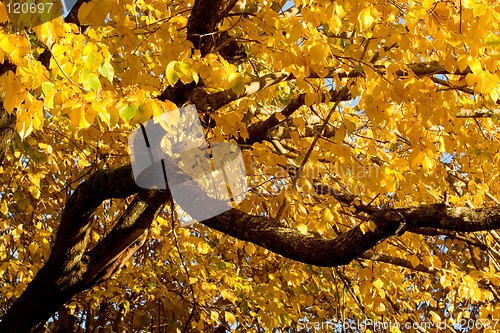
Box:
[119,104,136,121]
[229,73,245,95]
[82,53,96,67]
[41,82,55,95]
[42,82,56,108]
[485,34,500,46]
[82,71,101,92]
[178,61,192,75]
[166,61,179,86]
[98,61,114,83]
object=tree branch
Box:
[202,208,402,267]
[0,108,16,166]
[455,108,500,118]
[359,251,437,274]
[82,189,171,289]
[402,205,500,232]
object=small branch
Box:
[431,76,475,95]
[359,251,437,274]
[455,108,500,118]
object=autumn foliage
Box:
[1,0,500,332]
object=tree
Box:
[0,0,500,331]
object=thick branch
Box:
[82,190,171,289]
[0,165,143,333]
[202,208,402,267]
[158,61,471,115]
[0,62,16,77]
[6,156,500,332]
[187,0,245,61]
[158,72,291,112]
[403,205,500,232]
[187,0,237,54]
[49,164,141,267]
[242,94,305,144]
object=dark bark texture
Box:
[0,109,15,167]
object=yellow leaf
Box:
[37,21,55,46]
[309,43,327,64]
[229,72,245,95]
[446,34,462,47]
[462,0,475,9]
[297,178,313,193]
[334,126,346,142]
[0,2,8,23]
[344,119,356,134]
[468,58,482,75]
[4,71,25,113]
[422,154,435,173]
[465,73,476,87]
[224,311,236,325]
[244,243,256,256]
[275,112,286,121]
[298,202,309,215]
[358,7,375,30]
[367,221,377,232]
[304,91,317,106]
[297,223,308,234]
[221,290,237,303]
[0,34,16,54]
[178,61,193,75]
[29,184,41,199]
[197,242,210,254]
[323,208,334,222]
[17,114,33,140]
[457,54,469,72]
[359,268,372,280]
[410,255,420,268]
[0,201,8,215]
[439,137,445,153]
[422,0,435,10]
[410,151,425,168]
[429,311,441,324]
[473,3,487,16]
[70,105,92,128]
[373,278,384,290]
[210,311,219,321]
[79,0,112,25]
[77,1,94,24]
[489,87,499,102]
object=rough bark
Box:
[0,108,15,166]
[187,0,245,62]
[0,167,170,332]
